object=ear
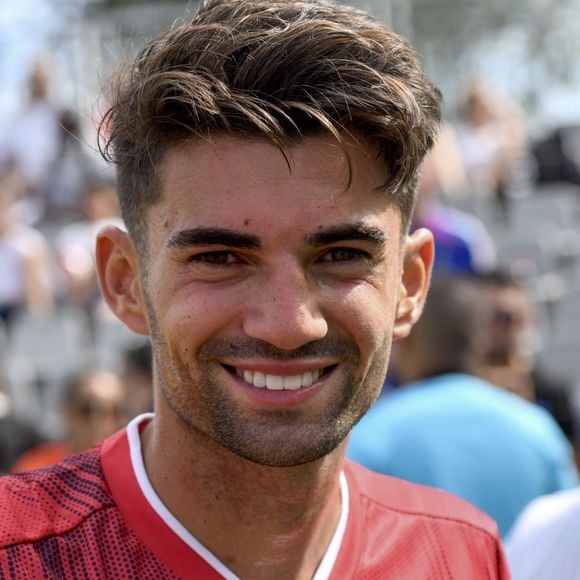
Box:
[96,225,149,336]
[392,227,434,340]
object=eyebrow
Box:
[167,222,388,251]
[305,223,388,247]
[167,227,261,250]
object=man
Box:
[0,1,508,577]
[11,369,129,472]
[348,276,577,538]
[475,271,576,434]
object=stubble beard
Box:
[144,298,388,468]
[160,356,385,468]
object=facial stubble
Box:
[144,294,389,467]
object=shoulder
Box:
[345,459,499,537]
[508,487,580,542]
[342,461,509,578]
[379,374,569,429]
[505,488,580,577]
[356,375,490,421]
[0,445,114,548]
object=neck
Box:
[141,411,345,580]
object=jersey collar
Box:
[102,414,350,579]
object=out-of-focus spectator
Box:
[0,57,61,223]
[457,80,527,217]
[505,487,580,579]
[0,170,54,332]
[532,125,580,186]
[474,270,537,400]
[41,109,105,224]
[11,369,129,472]
[474,270,577,452]
[413,126,497,275]
[120,341,154,418]
[348,276,577,538]
[0,363,44,474]
[55,180,123,335]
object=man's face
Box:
[485,284,532,358]
[140,135,411,467]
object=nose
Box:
[242,263,328,350]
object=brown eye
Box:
[321,248,369,263]
[332,249,356,261]
[189,251,236,265]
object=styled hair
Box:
[100,0,442,250]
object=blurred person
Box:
[532,125,580,186]
[413,126,497,275]
[0,408,44,475]
[11,370,128,472]
[348,276,578,538]
[0,358,44,474]
[0,170,54,332]
[41,109,105,224]
[474,270,537,401]
[0,57,61,223]
[505,487,580,579]
[120,340,153,418]
[0,1,509,578]
[55,179,123,337]
[457,80,527,218]
[475,270,577,451]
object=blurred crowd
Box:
[1,56,580,557]
[0,58,152,470]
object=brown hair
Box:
[100,0,442,250]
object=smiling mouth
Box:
[222,365,335,391]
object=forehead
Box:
[151,135,399,242]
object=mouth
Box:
[222,365,336,391]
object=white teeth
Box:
[283,375,302,390]
[234,368,324,390]
[266,375,284,390]
[253,371,266,388]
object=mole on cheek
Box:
[243,219,250,226]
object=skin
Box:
[96,134,433,579]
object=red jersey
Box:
[0,418,509,579]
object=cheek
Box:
[330,284,398,353]
[155,286,243,350]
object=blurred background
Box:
[0,0,580,476]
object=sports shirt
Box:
[0,415,509,578]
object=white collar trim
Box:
[127,413,349,580]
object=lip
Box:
[221,363,337,408]
[218,360,333,376]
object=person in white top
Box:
[505,488,580,579]
[0,57,61,224]
[0,170,53,330]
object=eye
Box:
[188,251,239,265]
[319,247,372,263]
